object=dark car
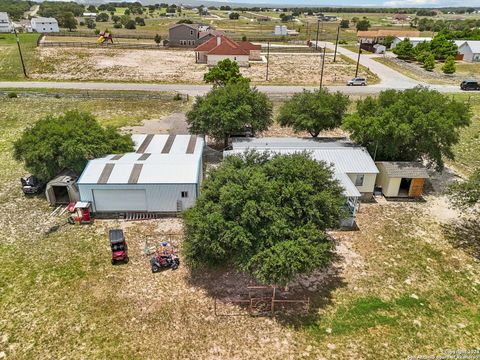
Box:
[460,80,480,91]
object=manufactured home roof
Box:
[31,17,58,23]
[231,138,379,174]
[227,137,378,197]
[78,135,204,185]
[376,161,429,179]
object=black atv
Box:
[20,176,45,195]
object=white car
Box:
[347,77,367,86]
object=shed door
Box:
[93,189,147,212]
[409,178,425,197]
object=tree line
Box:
[0,0,33,20]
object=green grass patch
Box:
[0,33,41,80]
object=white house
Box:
[82,12,97,18]
[224,137,379,227]
[458,41,480,62]
[31,17,59,33]
[0,12,13,33]
[390,37,432,49]
[77,134,204,214]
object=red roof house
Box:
[194,35,262,67]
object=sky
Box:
[211,0,480,7]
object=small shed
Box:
[375,162,429,198]
[45,170,79,205]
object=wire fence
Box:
[52,31,156,40]
[39,41,165,50]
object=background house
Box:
[0,12,12,33]
[375,162,429,198]
[77,134,204,214]
[357,30,420,44]
[457,41,480,62]
[168,23,222,47]
[31,17,59,33]
[390,37,432,49]
[194,35,261,67]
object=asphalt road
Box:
[0,80,461,97]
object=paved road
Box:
[321,42,420,88]
[0,80,461,97]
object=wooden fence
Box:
[52,31,155,40]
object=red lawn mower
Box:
[150,242,180,272]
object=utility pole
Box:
[266,41,270,81]
[315,19,320,50]
[355,40,362,78]
[319,46,326,90]
[14,28,28,78]
[333,24,340,62]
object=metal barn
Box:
[77,134,204,214]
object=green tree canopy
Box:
[392,38,414,59]
[186,81,273,147]
[340,19,349,28]
[356,19,371,31]
[430,34,458,60]
[203,59,247,87]
[183,151,346,285]
[57,11,78,31]
[342,87,471,170]
[278,89,350,137]
[14,111,134,181]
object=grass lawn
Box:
[1,91,479,358]
[449,94,480,176]
[0,33,41,81]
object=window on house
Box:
[190,30,194,35]
[355,174,364,187]
[181,191,189,198]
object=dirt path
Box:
[123,112,189,134]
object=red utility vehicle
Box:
[109,229,129,265]
[67,201,92,224]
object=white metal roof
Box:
[230,138,379,174]
[396,37,432,42]
[78,135,204,185]
[0,12,9,21]
[227,137,378,198]
[31,17,58,23]
[460,40,480,54]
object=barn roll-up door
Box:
[93,189,147,212]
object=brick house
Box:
[194,35,262,67]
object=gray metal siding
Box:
[79,183,197,212]
[169,25,199,47]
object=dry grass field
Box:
[0,92,479,359]
[31,47,377,85]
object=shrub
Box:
[125,20,136,29]
[423,53,435,71]
[442,56,456,74]
[7,92,17,98]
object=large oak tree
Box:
[183,152,346,285]
[14,111,134,181]
[343,87,471,170]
